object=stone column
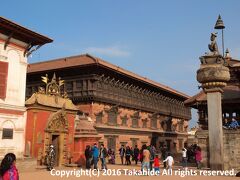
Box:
[206,89,224,169]
[197,55,230,170]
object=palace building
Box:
[0,17,52,158]
[26,54,191,162]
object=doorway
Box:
[51,135,60,166]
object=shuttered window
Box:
[0,61,8,99]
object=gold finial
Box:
[41,74,49,84]
[40,73,68,97]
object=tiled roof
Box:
[25,93,78,111]
[27,54,190,99]
[185,85,240,106]
[0,16,53,45]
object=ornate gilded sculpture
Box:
[39,73,68,98]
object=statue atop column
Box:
[200,32,224,65]
[196,15,230,170]
[208,33,219,55]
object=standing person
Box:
[130,147,134,162]
[141,144,150,171]
[119,145,125,165]
[99,144,107,170]
[182,147,188,169]
[153,154,160,174]
[46,145,55,171]
[85,145,92,169]
[161,145,167,168]
[107,148,112,164]
[195,146,202,169]
[149,145,156,171]
[133,145,140,165]
[125,146,131,165]
[163,153,174,170]
[92,143,99,169]
[139,146,144,164]
[110,151,116,164]
[0,153,19,180]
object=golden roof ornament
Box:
[39,73,67,98]
[41,74,49,84]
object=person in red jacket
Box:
[195,146,202,169]
[153,154,160,174]
[0,153,19,180]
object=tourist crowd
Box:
[84,143,204,171]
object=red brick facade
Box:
[78,102,189,161]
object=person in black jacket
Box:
[99,144,108,170]
[119,145,125,165]
[125,146,131,165]
[133,145,140,165]
[85,145,92,169]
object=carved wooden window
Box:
[166,117,172,131]
[121,115,128,126]
[2,128,13,139]
[131,112,140,128]
[106,106,119,126]
[132,117,139,128]
[76,80,83,90]
[96,112,103,124]
[0,61,8,99]
[65,81,73,91]
[108,111,117,125]
[151,117,157,129]
[107,137,116,151]
[142,119,148,128]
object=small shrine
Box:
[74,111,101,165]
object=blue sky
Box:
[2,0,240,127]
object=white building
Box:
[0,17,52,158]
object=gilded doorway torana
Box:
[44,109,68,166]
